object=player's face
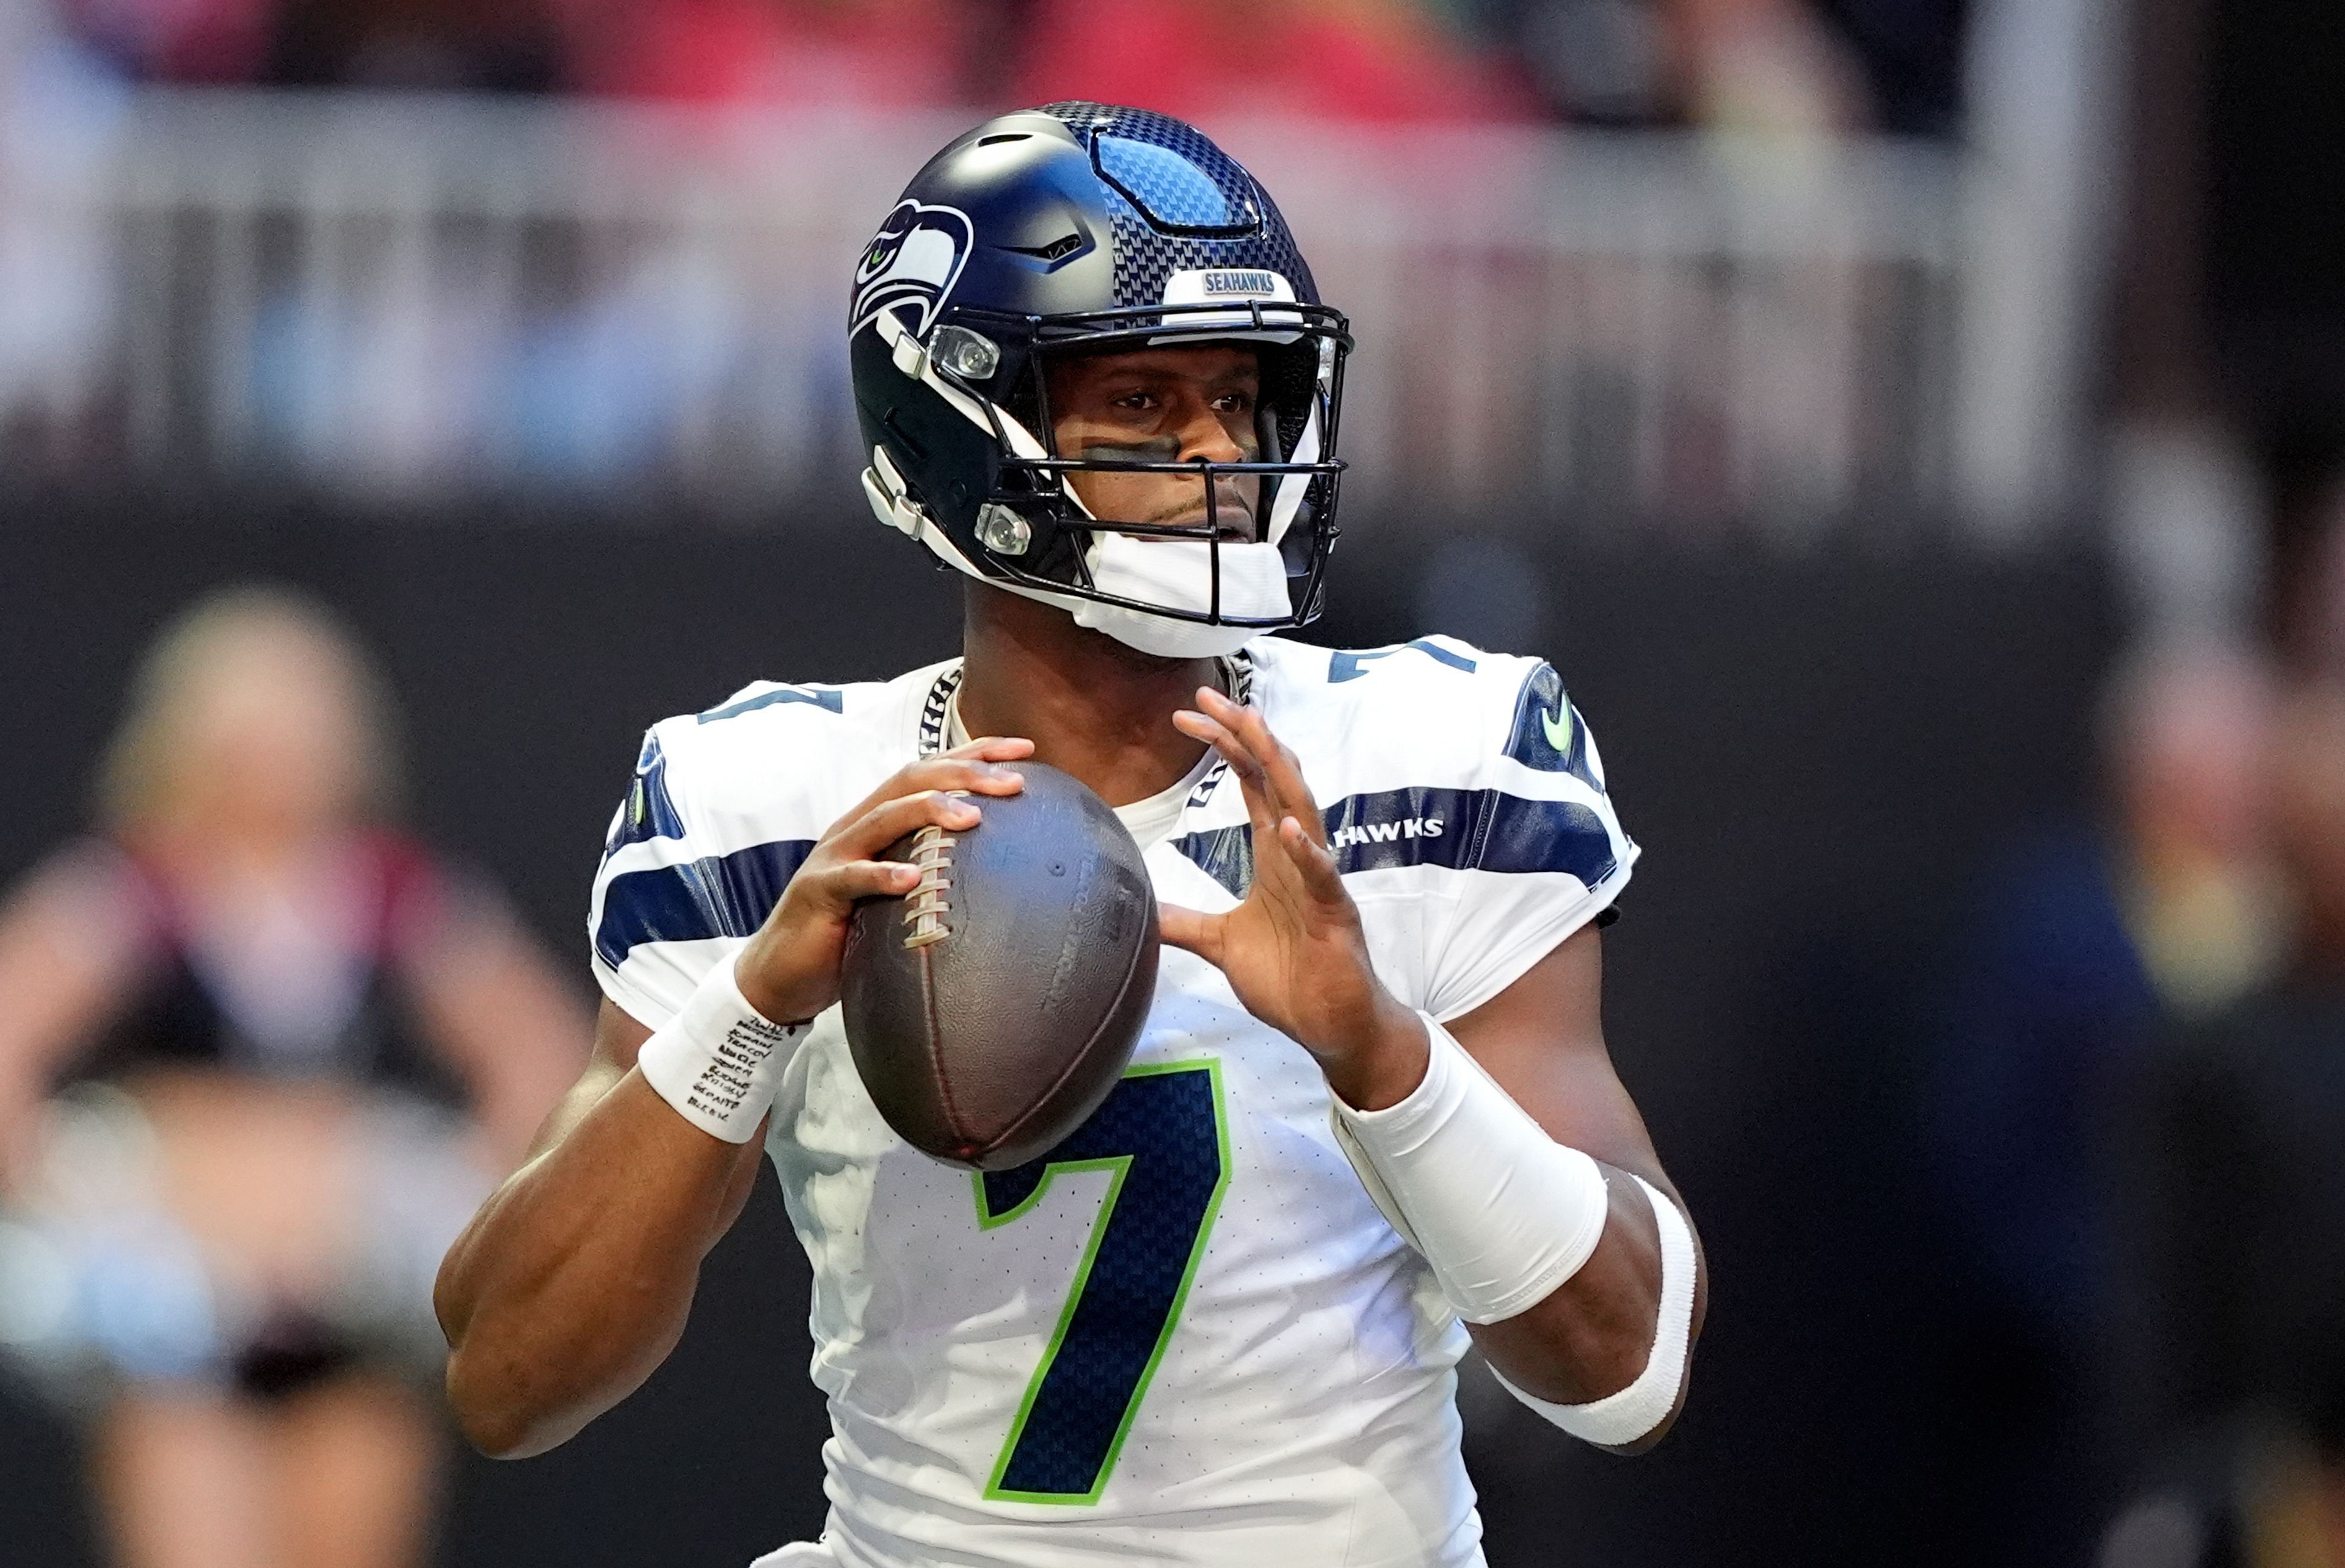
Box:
[1045,345,1262,539]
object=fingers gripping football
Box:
[733,739,1031,1023]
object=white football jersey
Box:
[587,634,1637,1568]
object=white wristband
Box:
[1329,1011,1612,1324]
[636,960,808,1144]
[1488,1174,1698,1448]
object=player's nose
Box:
[1175,401,1246,465]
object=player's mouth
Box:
[1155,518,1254,541]
[1144,487,1257,542]
[1141,519,1254,544]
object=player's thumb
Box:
[1156,903,1221,965]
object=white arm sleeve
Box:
[1332,1013,1612,1324]
[1334,1018,1698,1445]
[1487,1172,1698,1448]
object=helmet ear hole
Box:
[1256,340,1318,467]
[998,365,1047,458]
[1255,397,1284,464]
[995,357,1083,524]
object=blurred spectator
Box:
[1924,636,2282,1566]
[0,587,586,1568]
[1464,0,1877,130]
[35,0,1958,134]
[1657,0,1871,132]
[1015,0,1543,125]
[2104,678,2345,1568]
[1805,0,1965,135]
[558,0,971,105]
[1,0,122,471]
[263,0,561,91]
[60,0,273,82]
[1466,0,1676,122]
[1935,637,2282,1335]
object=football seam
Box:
[972,893,1155,1163]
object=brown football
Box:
[838,761,1159,1171]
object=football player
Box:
[435,103,1704,1568]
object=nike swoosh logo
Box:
[1541,703,1572,755]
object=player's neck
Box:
[957,584,1216,808]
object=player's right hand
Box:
[731,738,1030,1025]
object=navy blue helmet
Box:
[850,103,1353,658]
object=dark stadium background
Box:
[7,0,2345,1563]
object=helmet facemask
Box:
[905,299,1351,650]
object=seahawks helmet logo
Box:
[852,200,975,339]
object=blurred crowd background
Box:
[5,0,2345,1565]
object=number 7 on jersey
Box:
[972,1059,1229,1504]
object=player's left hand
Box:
[1160,688,1427,1108]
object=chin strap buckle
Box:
[890,332,928,381]
[875,305,930,381]
[862,445,928,542]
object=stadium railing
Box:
[0,90,2068,540]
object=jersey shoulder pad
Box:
[1260,631,1489,692]
[1243,637,1634,1014]
[1256,634,1562,785]
[1489,655,1609,794]
[589,663,951,1010]
[607,663,946,858]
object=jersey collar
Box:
[917,648,1254,764]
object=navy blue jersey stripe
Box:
[699,685,845,724]
[1169,824,1252,898]
[594,838,814,968]
[1328,638,1478,684]
[601,792,1616,966]
[1172,787,1615,898]
[1479,791,1617,881]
